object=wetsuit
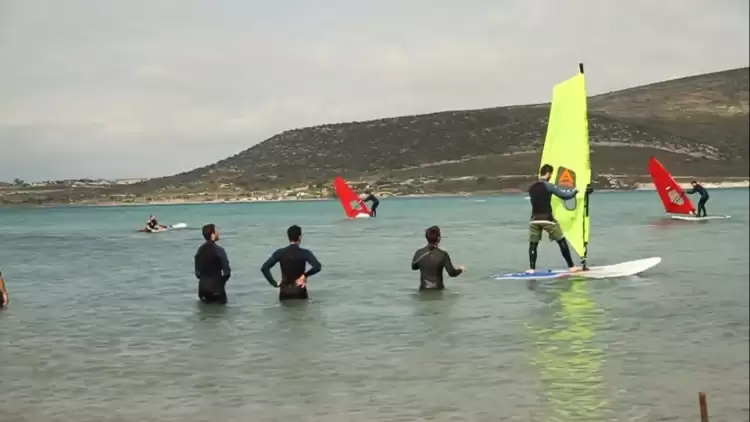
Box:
[261,244,322,300]
[194,240,231,304]
[686,184,709,217]
[363,194,379,217]
[0,269,7,309]
[527,179,578,270]
[411,245,462,290]
[146,219,159,231]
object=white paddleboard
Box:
[670,215,730,221]
[143,222,188,233]
[492,257,662,281]
[353,213,371,219]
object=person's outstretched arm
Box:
[442,251,464,277]
[260,250,281,287]
[303,249,322,278]
[544,181,577,200]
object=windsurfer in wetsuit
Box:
[527,164,581,274]
[0,268,8,309]
[685,180,709,217]
[194,224,232,304]
[411,225,465,290]
[145,215,160,232]
[260,225,322,301]
[362,189,379,217]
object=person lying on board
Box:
[411,225,465,290]
[685,180,709,217]
[362,189,379,217]
[526,164,581,274]
[0,268,8,309]
[194,224,232,304]
[261,225,322,301]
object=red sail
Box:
[333,176,371,218]
[647,156,695,215]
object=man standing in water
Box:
[194,224,232,304]
[526,164,581,274]
[362,189,380,217]
[0,269,8,309]
[686,180,710,217]
[411,225,465,290]
[261,225,322,301]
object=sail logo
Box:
[556,168,576,187]
[668,190,683,205]
[555,166,577,211]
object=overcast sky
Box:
[1,0,747,181]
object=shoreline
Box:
[11,180,744,208]
[633,180,749,191]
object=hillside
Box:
[2,66,748,205]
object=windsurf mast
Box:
[579,62,590,270]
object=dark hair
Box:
[691,180,697,184]
[202,224,216,241]
[287,225,302,242]
[540,164,553,176]
[425,225,441,244]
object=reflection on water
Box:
[526,279,610,422]
[648,217,685,230]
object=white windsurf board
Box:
[670,215,730,221]
[492,257,662,281]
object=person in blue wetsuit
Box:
[526,164,583,274]
[362,189,379,217]
[194,224,232,304]
[0,268,8,309]
[261,225,322,301]
[685,180,709,217]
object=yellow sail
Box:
[539,64,591,260]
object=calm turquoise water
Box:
[1,190,748,422]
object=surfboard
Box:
[670,215,731,221]
[137,222,188,233]
[647,156,697,216]
[493,257,662,281]
[496,64,661,280]
[333,176,371,218]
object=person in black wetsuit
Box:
[686,180,709,217]
[260,225,322,301]
[0,268,8,309]
[527,164,582,274]
[362,189,379,217]
[411,225,465,290]
[145,215,160,232]
[194,224,232,304]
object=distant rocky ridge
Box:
[138,67,748,189]
[1,67,748,205]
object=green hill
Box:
[133,67,748,193]
[2,66,748,204]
